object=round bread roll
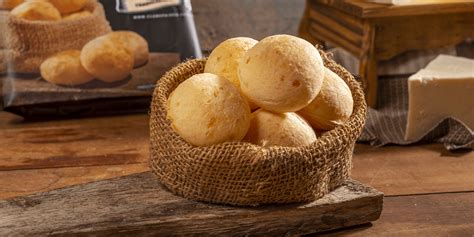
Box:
[40,50,94,86]
[167,73,251,147]
[80,35,134,83]
[10,0,60,21]
[62,10,91,20]
[43,0,88,14]
[0,0,24,10]
[244,109,317,147]
[205,37,259,110]
[238,34,325,113]
[106,31,149,67]
[299,68,353,130]
[205,37,257,89]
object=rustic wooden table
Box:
[299,0,474,107]
[0,111,473,235]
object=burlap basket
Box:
[0,0,111,74]
[150,50,367,206]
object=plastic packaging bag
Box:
[1,0,201,118]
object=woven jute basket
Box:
[0,0,111,74]
[150,50,367,206]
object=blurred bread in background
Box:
[10,0,61,21]
[40,50,94,86]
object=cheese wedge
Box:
[405,55,474,141]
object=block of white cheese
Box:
[405,55,474,141]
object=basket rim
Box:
[151,49,367,153]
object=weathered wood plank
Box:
[351,144,474,196]
[358,20,377,107]
[0,114,148,171]
[374,13,474,60]
[309,7,363,45]
[314,0,474,18]
[0,164,148,200]
[0,172,383,236]
[309,23,362,57]
[309,1,364,31]
[318,191,474,236]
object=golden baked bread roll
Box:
[299,68,353,130]
[106,31,149,67]
[40,50,94,86]
[244,109,317,147]
[62,10,91,20]
[167,73,251,147]
[80,35,134,83]
[0,0,24,10]
[238,34,325,113]
[10,0,61,21]
[205,37,259,110]
[40,0,88,14]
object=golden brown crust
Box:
[10,1,61,21]
[40,50,94,86]
[62,10,91,20]
[106,31,150,67]
[0,0,24,10]
[244,109,317,147]
[167,73,251,147]
[238,34,325,113]
[205,37,258,110]
[41,0,88,14]
[80,35,134,83]
[299,68,354,130]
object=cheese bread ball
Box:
[205,37,259,110]
[238,34,325,113]
[10,1,60,21]
[205,37,257,89]
[244,109,317,147]
[40,50,94,86]
[167,73,251,147]
[62,10,91,20]
[80,35,134,83]
[106,31,149,67]
[299,68,353,130]
[41,0,88,14]
[0,0,24,10]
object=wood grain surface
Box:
[1,111,473,235]
[0,164,148,200]
[374,13,474,61]
[0,114,148,171]
[0,173,383,236]
[319,192,474,236]
[1,113,473,197]
[352,144,474,196]
[314,0,474,18]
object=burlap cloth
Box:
[0,0,111,74]
[149,50,367,206]
[358,76,473,150]
[328,46,473,150]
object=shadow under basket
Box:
[149,50,367,206]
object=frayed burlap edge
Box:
[149,50,367,206]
